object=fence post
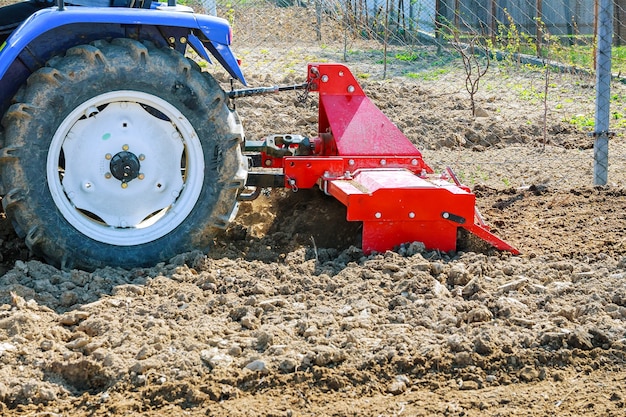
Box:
[315,0,322,41]
[383,0,389,79]
[536,0,543,56]
[200,0,216,15]
[616,0,626,46]
[593,0,612,186]
[490,0,496,45]
[435,0,442,41]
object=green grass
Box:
[611,46,626,74]
[564,110,626,131]
[565,114,594,130]
[395,51,424,62]
[499,36,626,73]
[404,68,450,81]
[611,93,626,104]
[508,82,546,104]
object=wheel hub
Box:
[47,92,205,245]
[110,151,140,183]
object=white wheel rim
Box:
[47,91,205,246]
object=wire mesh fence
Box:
[1,0,625,190]
[184,0,626,190]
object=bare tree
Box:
[451,32,490,116]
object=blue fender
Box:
[0,6,245,111]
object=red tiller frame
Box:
[257,63,518,255]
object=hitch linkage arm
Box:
[228,83,308,99]
[245,134,313,159]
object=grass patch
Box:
[404,68,450,81]
[566,114,594,130]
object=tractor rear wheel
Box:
[0,38,246,270]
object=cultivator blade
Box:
[243,63,518,255]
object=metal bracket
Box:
[589,130,615,138]
[244,135,313,168]
[442,211,466,224]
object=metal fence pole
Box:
[315,0,322,41]
[200,0,217,15]
[593,0,612,186]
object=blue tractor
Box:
[0,0,249,270]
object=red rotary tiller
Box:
[241,63,519,255]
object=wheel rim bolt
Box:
[105,153,112,160]
[121,183,128,189]
[122,144,129,151]
[138,173,145,180]
[139,154,145,161]
[105,172,112,179]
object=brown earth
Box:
[1,3,626,417]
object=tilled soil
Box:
[2,184,626,417]
[2,3,626,417]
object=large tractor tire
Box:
[0,38,247,270]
